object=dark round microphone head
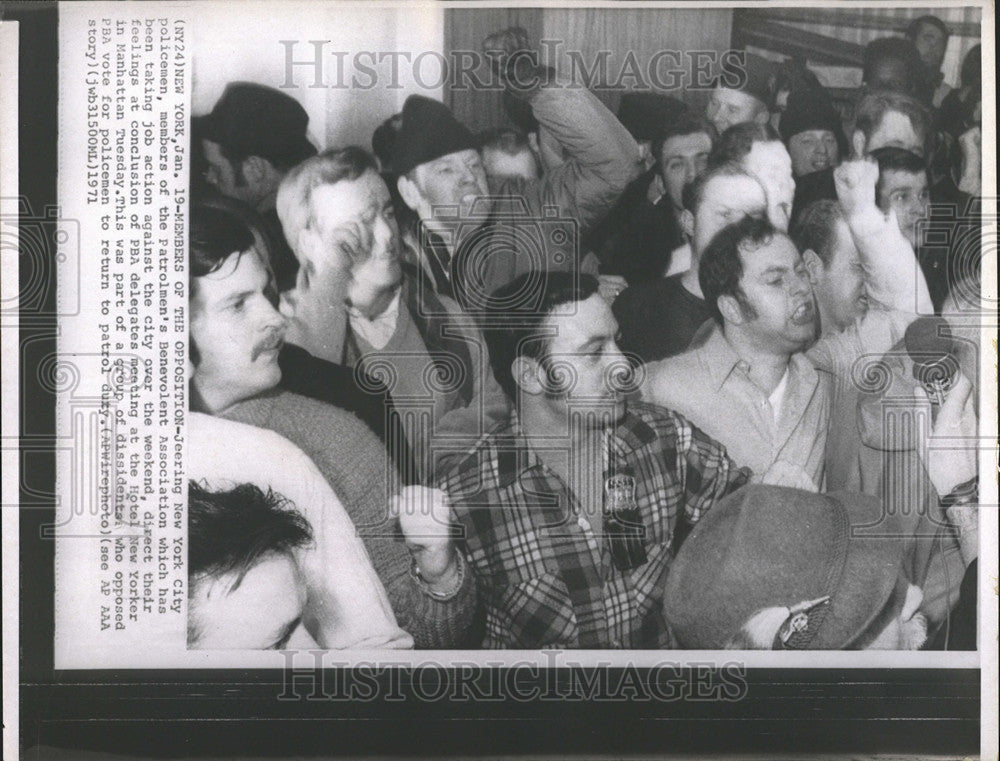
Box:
[904,316,959,392]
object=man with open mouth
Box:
[642,215,829,492]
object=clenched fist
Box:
[482,26,552,95]
[391,485,459,583]
[834,157,879,218]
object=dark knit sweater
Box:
[222,388,476,648]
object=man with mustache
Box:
[439,272,752,648]
[189,204,477,648]
[642,215,830,491]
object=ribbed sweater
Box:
[222,388,476,649]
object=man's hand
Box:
[391,485,458,584]
[482,26,550,95]
[912,370,977,497]
[834,157,880,218]
[957,126,982,196]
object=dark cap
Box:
[720,52,778,110]
[779,87,848,154]
[392,95,477,177]
[663,485,906,649]
[194,82,316,168]
[371,113,403,174]
[617,92,689,142]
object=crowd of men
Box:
[185,20,982,652]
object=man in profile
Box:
[195,82,318,292]
[440,272,751,648]
[643,216,829,490]
[189,204,477,648]
[187,481,317,650]
[794,159,932,493]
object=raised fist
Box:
[482,26,530,70]
[957,126,981,196]
[834,157,879,217]
[483,26,551,95]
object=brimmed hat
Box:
[779,87,848,155]
[392,95,477,177]
[617,92,689,142]
[663,485,906,649]
[194,82,316,167]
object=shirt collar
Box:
[698,323,748,391]
[698,323,819,392]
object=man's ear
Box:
[801,248,823,284]
[851,129,867,159]
[718,294,745,325]
[680,209,695,239]
[511,356,543,397]
[753,106,770,126]
[397,173,422,213]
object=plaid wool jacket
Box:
[440,402,752,649]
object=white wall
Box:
[190,2,444,151]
